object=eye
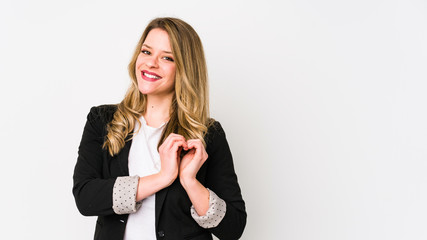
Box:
[163,56,174,62]
[141,50,150,55]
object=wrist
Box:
[180,176,198,190]
[158,171,177,187]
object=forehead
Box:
[143,28,172,51]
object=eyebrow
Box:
[142,44,172,54]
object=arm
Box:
[204,122,247,239]
[179,139,211,216]
[112,173,173,215]
[180,178,210,216]
[179,122,246,239]
[179,140,228,229]
[72,106,117,216]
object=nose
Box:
[145,55,159,68]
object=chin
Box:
[138,87,151,95]
[136,80,151,94]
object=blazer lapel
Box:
[155,186,169,228]
[116,139,132,176]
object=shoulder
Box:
[205,119,227,146]
[86,104,118,126]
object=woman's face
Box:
[135,28,176,97]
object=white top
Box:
[124,116,166,240]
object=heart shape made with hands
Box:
[178,143,194,158]
[177,139,208,178]
[177,139,206,160]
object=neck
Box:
[143,93,173,128]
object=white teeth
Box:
[143,72,160,79]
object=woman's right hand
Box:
[158,133,188,186]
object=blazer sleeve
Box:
[205,122,247,240]
[72,106,117,216]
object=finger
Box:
[190,140,208,161]
[186,139,201,148]
[181,149,196,166]
[160,134,180,151]
[170,139,186,153]
[187,140,204,160]
[177,147,182,160]
[160,138,185,156]
[163,135,186,150]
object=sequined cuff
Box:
[112,176,141,215]
[190,189,226,228]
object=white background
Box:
[1,0,426,239]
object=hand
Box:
[158,133,188,186]
[179,139,208,187]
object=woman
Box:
[73,17,246,240]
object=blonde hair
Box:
[103,17,212,156]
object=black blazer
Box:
[73,105,246,240]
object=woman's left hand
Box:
[179,139,208,186]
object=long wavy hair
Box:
[103,17,213,156]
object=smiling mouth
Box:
[141,71,161,81]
